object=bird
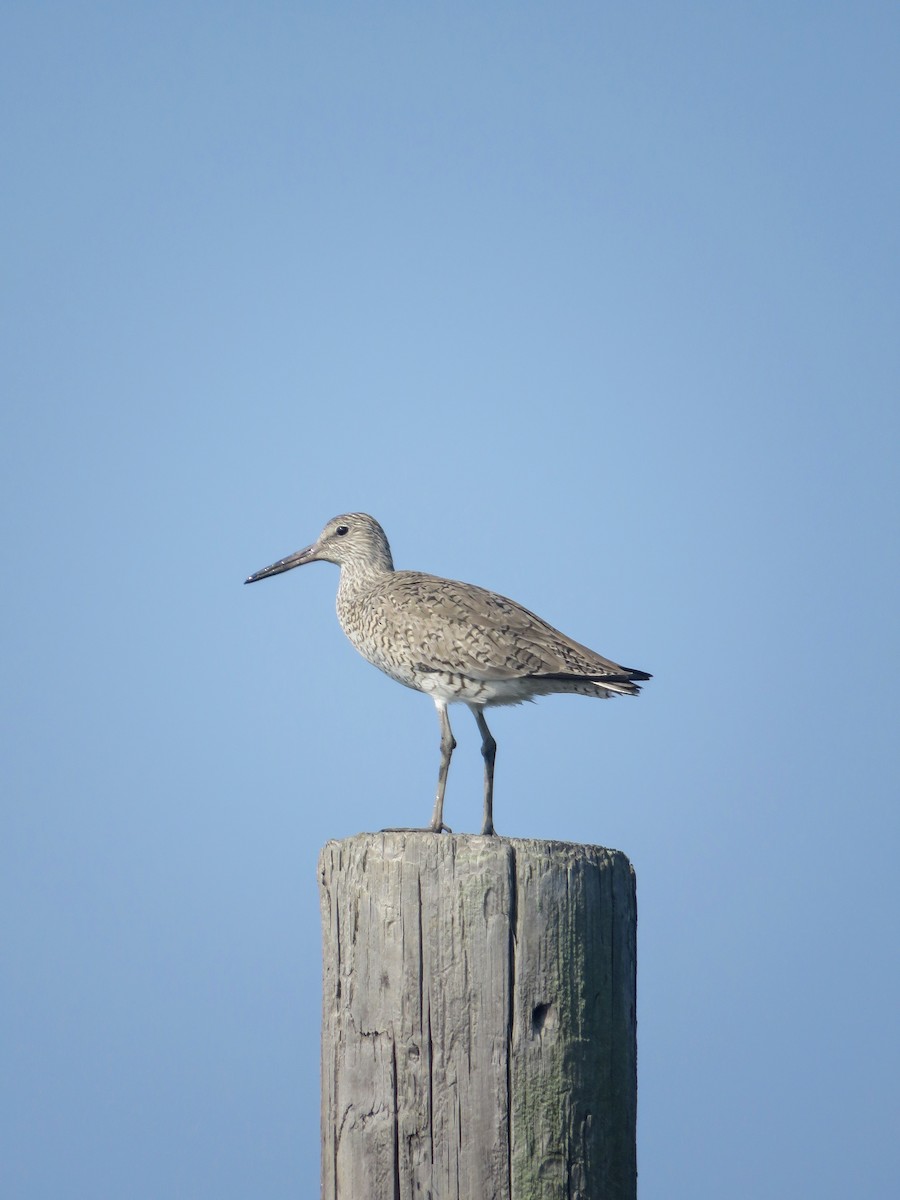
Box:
[244,513,650,835]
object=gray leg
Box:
[381,702,454,834]
[471,707,497,836]
[428,700,456,832]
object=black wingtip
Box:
[531,670,651,690]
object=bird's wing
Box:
[373,573,634,681]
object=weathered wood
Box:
[318,832,637,1200]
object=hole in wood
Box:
[531,1001,554,1036]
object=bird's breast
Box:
[335,586,503,703]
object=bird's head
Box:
[244,513,394,584]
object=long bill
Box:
[244,544,316,584]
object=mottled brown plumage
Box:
[246,513,650,834]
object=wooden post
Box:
[318,832,637,1200]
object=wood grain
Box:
[319,832,636,1200]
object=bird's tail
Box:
[532,667,652,697]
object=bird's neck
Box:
[337,556,394,600]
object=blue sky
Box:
[2,4,898,1197]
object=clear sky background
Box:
[2,4,898,1197]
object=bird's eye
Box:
[336,525,349,536]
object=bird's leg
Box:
[472,707,497,836]
[380,703,454,834]
[428,701,456,832]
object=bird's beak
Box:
[244,542,317,584]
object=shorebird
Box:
[245,513,650,835]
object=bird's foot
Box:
[480,822,498,836]
[380,824,453,834]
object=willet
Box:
[245,513,650,835]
